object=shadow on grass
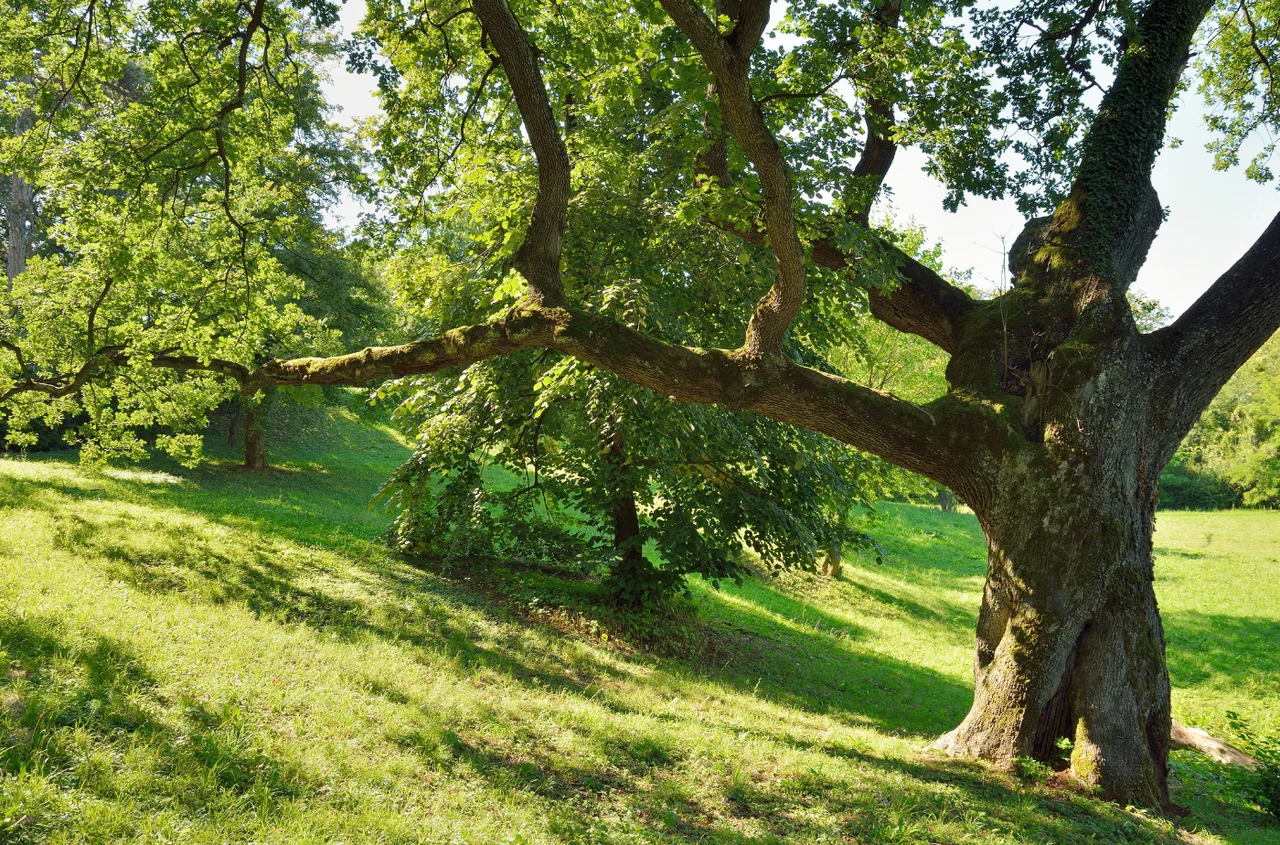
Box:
[0,615,309,845]
[7,455,1276,843]
[1164,610,1280,692]
[387,705,1212,845]
[0,606,1250,845]
[5,457,973,738]
[835,571,976,630]
[868,504,988,575]
[693,584,974,738]
[1,437,407,559]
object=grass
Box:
[0,407,1277,844]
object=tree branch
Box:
[844,0,901,227]
[724,0,770,59]
[726,224,976,354]
[471,0,570,307]
[1148,210,1280,450]
[1050,0,1215,286]
[692,0,969,354]
[660,0,808,358]
[202,304,970,489]
[0,345,126,402]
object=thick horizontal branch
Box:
[1148,209,1280,451]
[2,299,984,501]
[250,303,970,486]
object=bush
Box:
[1228,712,1280,820]
[1157,455,1242,510]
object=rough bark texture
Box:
[1170,721,1259,768]
[243,403,267,470]
[932,363,1175,805]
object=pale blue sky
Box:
[321,0,1279,318]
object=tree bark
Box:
[925,268,1181,808]
[934,466,1172,807]
[605,431,649,601]
[6,108,33,287]
[243,401,267,470]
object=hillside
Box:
[1,409,1277,844]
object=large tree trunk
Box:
[934,325,1175,808]
[935,481,1170,806]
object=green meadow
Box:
[1,409,1277,844]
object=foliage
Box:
[1227,712,1280,820]
[1157,452,1243,510]
[1165,333,1280,508]
[382,350,886,605]
[2,0,1275,504]
[358,5,950,604]
[1013,756,1056,784]
[1129,289,1174,333]
[0,0,359,461]
[1198,0,1280,183]
[826,218,967,504]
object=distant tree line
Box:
[1161,333,1280,509]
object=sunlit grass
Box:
[0,408,1276,843]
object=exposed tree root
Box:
[1170,720,1258,768]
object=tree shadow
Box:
[694,584,974,738]
[832,571,977,629]
[864,504,989,578]
[1163,610,1280,692]
[387,704,1222,845]
[0,615,309,844]
[8,453,1276,843]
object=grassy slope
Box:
[0,410,1276,844]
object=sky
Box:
[319,0,1279,318]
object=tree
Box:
[373,87,886,604]
[829,219,963,508]
[230,226,395,469]
[4,0,1280,808]
[0,0,356,462]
